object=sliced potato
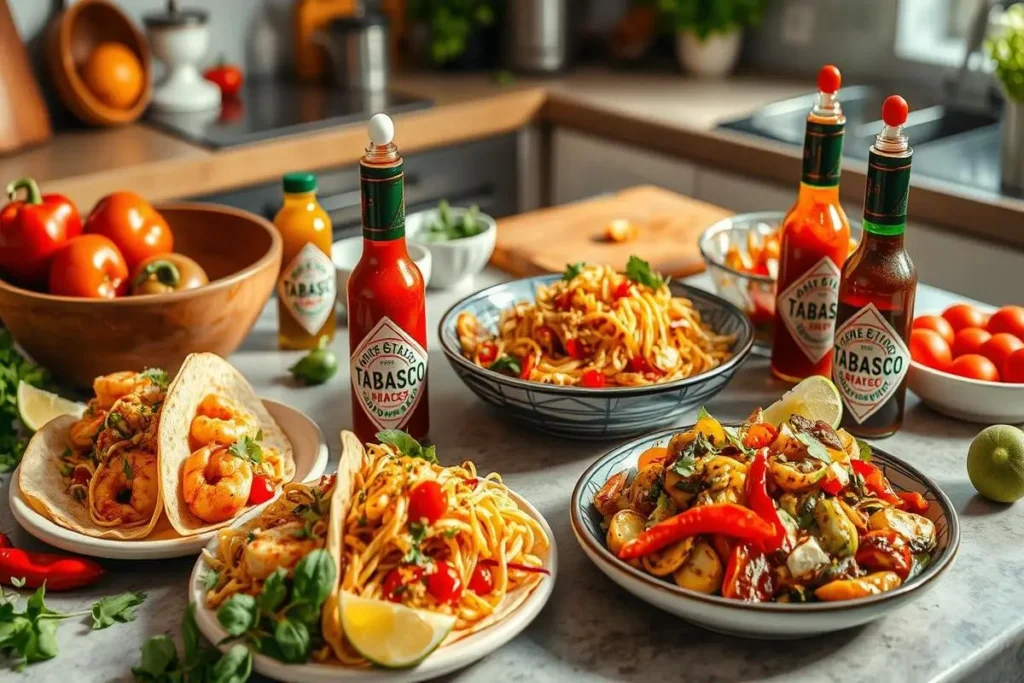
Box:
[641,537,694,577]
[606,509,646,556]
[868,508,936,553]
[664,466,699,509]
[673,540,723,594]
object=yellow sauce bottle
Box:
[274,172,336,350]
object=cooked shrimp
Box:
[190,395,256,447]
[456,311,482,356]
[243,521,320,580]
[183,445,254,523]
[93,371,161,410]
[68,412,105,449]
[90,450,159,526]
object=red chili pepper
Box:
[580,369,606,388]
[479,558,551,575]
[0,544,104,591]
[0,177,82,289]
[742,423,777,450]
[618,503,775,560]
[850,460,901,505]
[613,280,631,299]
[519,354,535,379]
[203,57,244,97]
[722,543,775,602]
[478,341,497,365]
[896,491,929,513]
[247,475,275,505]
[744,449,789,553]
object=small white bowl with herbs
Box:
[407,201,497,290]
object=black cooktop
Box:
[146,79,431,149]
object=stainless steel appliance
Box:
[319,12,390,91]
[507,0,569,73]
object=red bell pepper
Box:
[854,530,911,580]
[896,491,929,513]
[850,459,901,505]
[0,538,104,591]
[744,448,790,553]
[722,543,775,601]
[618,503,775,560]
[0,178,82,288]
[742,423,777,450]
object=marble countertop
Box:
[1,269,1021,683]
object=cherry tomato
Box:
[580,369,606,388]
[613,280,631,299]
[979,333,1024,373]
[407,480,447,525]
[912,315,955,345]
[722,543,774,602]
[555,292,573,311]
[987,305,1024,340]
[48,234,129,298]
[383,565,424,602]
[468,564,494,595]
[1003,348,1024,384]
[478,341,497,365]
[426,560,463,604]
[942,303,986,333]
[83,191,173,271]
[203,61,244,97]
[909,329,952,370]
[628,356,653,374]
[947,354,1000,382]
[246,475,274,505]
[951,327,991,358]
[855,530,911,580]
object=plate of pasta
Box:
[439,259,754,438]
[189,430,556,681]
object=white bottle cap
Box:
[368,113,394,146]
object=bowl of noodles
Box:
[438,261,755,439]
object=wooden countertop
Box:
[3,68,1021,249]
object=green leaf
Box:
[722,426,753,456]
[273,618,310,663]
[202,570,220,593]
[562,262,585,281]
[291,550,336,609]
[210,644,252,683]
[182,604,202,670]
[139,368,169,391]
[375,430,438,464]
[793,431,833,464]
[27,616,60,663]
[857,439,872,463]
[259,569,288,615]
[136,635,179,677]
[91,590,147,629]
[25,585,51,619]
[488,356,521,376]
[10,576,25,588]
[671,455,698,478]
[123,456,134,481]
[625,255,666,290]
[216,594,256,637]
[228,436,263,464]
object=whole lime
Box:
[967,424,1024,503]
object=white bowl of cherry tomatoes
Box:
[907,303,1024,423]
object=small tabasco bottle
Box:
[770,65,851,383]
[348,114,430,442]
[274,172,337,350]
[833,96,918,438]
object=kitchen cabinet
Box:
[191,134,518,240]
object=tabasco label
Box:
[350,317,428,431]
[278,243,336,335]
[832,304,911,423]
[777,257,841,363]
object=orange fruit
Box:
[81,42,143,110]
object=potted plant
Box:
[646,0,767,78]
[986,3,1024,190]
[408,0,499,70]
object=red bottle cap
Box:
[817,65,841,94]
[882,96,909,126]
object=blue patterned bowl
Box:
[437,275,755,439]
[569,428,961,638]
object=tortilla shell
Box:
[322,430,366,662]
[18,415,163,540]
[159,352,295,536]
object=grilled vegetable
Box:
[628,464,664,516]
[673,539,723,594]
[814,571,901,601]
[868,508,936,553]
[606,509,646,556]
[642,537,694,576]
[813,498,858,558]
[770,459,827,492]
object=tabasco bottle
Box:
[770,65,851,382]
[274,172,337,350]
[833,96,917,438]
[348,114,430,442]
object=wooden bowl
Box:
[0,204,282,388]
[46,0,152,126]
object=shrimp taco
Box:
[19,369,170,540]
[158,352,296,536]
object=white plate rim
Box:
[189,490,558,683]
[8,398,329,560]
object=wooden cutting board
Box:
[491,186,732,278]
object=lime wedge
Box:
[762,376,843,428]
[17,381,86,432]
[340,591,455,669]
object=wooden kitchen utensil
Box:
[491,186,732,278]
[0,0,52,154]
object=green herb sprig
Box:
[419,200,487,241]
[0,330,50,473]
[376,430,437,464]
[133,605,250,683]
[625,255,666,290]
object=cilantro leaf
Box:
[793,431,833,464]
[139,368,169,391]
[562,262,584,281]
[722,426,753,456]
[672,455,698,478]
[122,456,134,481]
[376,430,438,464]
[488,355,521,376]
[625,255,666,290]
[91,591,147,630]
[228,435,263,464]
[203,569,220,592]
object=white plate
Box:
[9,398,329,560]
[189,491,557,682]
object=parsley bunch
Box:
[0,330,50,473]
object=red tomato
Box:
[468,564,494,595]
[246,475,274,505]
[426,560,463,604]
[203,61,244,97]
[565,338,585,360]
[909,329,952,370]
[912,315,955,345]
[947,354,1000,382]
[383,565,424,602]
[979,333,1024,372]
[48,234,128,298]
[987,305,1024,340]
[613,280,631,299]
[722,543,774,602]
[942,303,986,333]
[1003,348,1024,384]
[628,356,652,374]
[478,341,497,365]
[580,369,606,388]
[950,327,991,358]
[407,480,447,525]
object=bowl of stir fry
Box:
[570,408,959,638]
